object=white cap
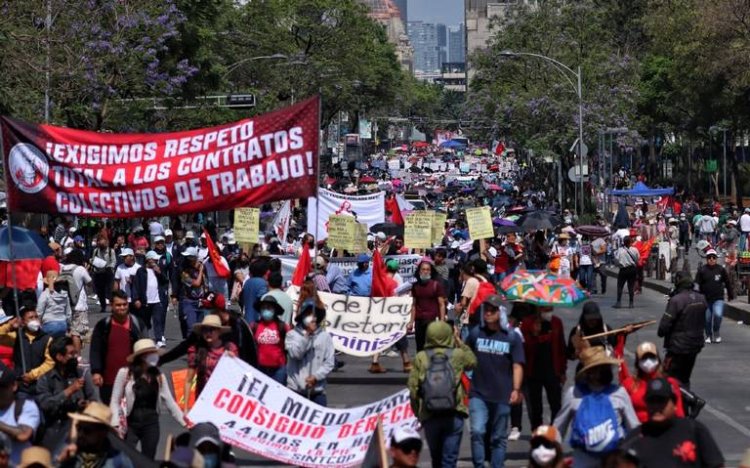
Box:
[63,247,73,255]
[182,246,199,257]
[200,232,207,239]
[706,249,718,257]
[68,227,76,233]
[185,231,196,239]
[154,235,165,243]
[392,425,421,444]
[119,248,135,257]
[376,232,387,241]
[227,235,237,245]
[164,229,173,237]
[145,251,161,261]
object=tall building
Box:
[437,23,448,68]
[360,0,414,73]
[448,24,465,63]
[465,0,538,77]
[408,21,440,74]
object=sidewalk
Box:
[603,266,750,324]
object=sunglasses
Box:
[395,440,422,454]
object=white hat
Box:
[705,249,718,257]
[164,229,173,236]
[376,232,387,240]
[182,246,198,257]
[154,235,165,243]
[145,251,161,261]
[728,219,737,225]
[200,232,207,239]
[392,425,422,445]
[227,235,237,245]
[185,231,196,239]
[68,227,76,233]
[119,248,135,257]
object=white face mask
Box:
[144,353,160,367]
[541,312,553,322]
[638,357,659,374]
[531,444,557,465]
[26,320,41,333]
[302,315,314,326]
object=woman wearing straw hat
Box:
[36,270,72,338]
[553,347,640,467]
[185,315,237,410]
[109,338,185,458]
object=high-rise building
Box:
[436,23,448,69]
[448,24,465,63]
[408,21,441,74]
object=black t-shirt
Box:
[620,418,724,467]
[466,326,525,403]
[532,321,553,379]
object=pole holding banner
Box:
[315,93,322,273]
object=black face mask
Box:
[63,358,79,376]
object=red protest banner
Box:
[1,97,319,218]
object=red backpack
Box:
[468,280,498,316]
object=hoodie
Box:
[285,325,335,395]
[407,321,477,420]
[37,288,73,326]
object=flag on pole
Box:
[371,249,395,297]
[291,244,311,287]
[493,140,505,156]
[272,200,292,246]
[203,228,231,278]
[385,195,404,226]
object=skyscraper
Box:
[436,23,448,69]
[408,21,440,74]
[448,24,465,63]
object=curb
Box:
[603,268,750,324]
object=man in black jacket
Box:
[658,272,708,389]
[132,250,170,343]
[694,249,733,344]
[89,290,144,404]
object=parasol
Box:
[499,269,588,307]
[370,222,404,237]
[493,218,517,227]
[517,211,562,232]
[486,184,503,191]
[575,225,611,238]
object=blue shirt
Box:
[241,277,268,323]
[348,268,372,297]
[326,264,349,294]
[466,326,525,403]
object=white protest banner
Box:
[271,200,292,246]
[307,189,385,241]
[187,356,418,468]
[277,254,421,285]
[287,286,413,356]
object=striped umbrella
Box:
[499,269,588,307]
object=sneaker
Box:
[705,336,712,344]
[714,335,722,343]
[157,338,167,348]
[508,427,521,441]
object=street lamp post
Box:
[500,51,584,215]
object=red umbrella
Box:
[413,141,429,148]
[359,175,376,183]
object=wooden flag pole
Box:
[582,320,656,341]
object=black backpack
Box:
[421,349,456,412]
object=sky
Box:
[407,0,464,26]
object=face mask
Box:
[531,445,557,465]
[638,357,659,374]
[541,312,553,321]
[261,309,275,321]
[144,354,160,367]
[203,453,219,468]
[419,274,431,282]
[26,320,41,333]
[64,358,79,375]
[303,315,314,326]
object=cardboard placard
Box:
[405,211,434,249]
[234,207,260,244]
[328,214,356,251]
[466,206,494,240]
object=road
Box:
[84,278,750,466]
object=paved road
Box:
[84,277,750,466]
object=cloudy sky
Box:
[408,0,464,25]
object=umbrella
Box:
[370,222,404,237]
[359,175,376,183]
[499,269,588,307]
[486,184,503,191]
[518,211,561,232]
[575,225,611,238]
[412,141,429,148]
[493,218,517,227]
[495,225,519,235]
[0,226,52,260]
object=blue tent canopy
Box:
[609,182,674,197]
[439,139,466,149]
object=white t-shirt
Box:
[146,268,160,304]
[114,263,141,302]
[740,214,750,233]
[0,399,40,465]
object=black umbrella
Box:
[495,225,520,235]
[370,222,404,237]
[518,211,561,232]
[408,166,422,173]
[575,225,611,238]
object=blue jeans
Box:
[150,302,166,341]
[578,264,594,291]
[181,299,203,333]
[259,366,287,385]
[705,300,724,337]
[469,398,510,468]
[422,413,464,468]
[42,320,67,338]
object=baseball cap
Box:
[68,227,76,233]
[119,248,135,257]
[145,251,161,261]
[481,294,503,309]
[164,229,173,236]
[315,256,327,268]
[645,377,675,401]
[705,249,718,258]
[356,253,370,263]
[73,235,84,242]
[190,422,221,449]
[154,235,165,243]
[635,342,658,359]
[181,246,199,257]
[391,425,422,453]
[530,425,560,444]
[185,231,196,239]
[386,259,400,271]
[376,232,387,241]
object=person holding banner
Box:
[285,299,335,407]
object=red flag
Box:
[371,249,395,297]
[494,141,505,155]
[202,228,231,279]
[385,195,404,226]
[292,244,311,287]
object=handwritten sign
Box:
[432,212,447,244]
[405,212,434,249]
[328,215,356,251]
[466,206,494,240]
[353,223,369,254]
[234,207,260,244]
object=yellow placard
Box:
[466,206,494,240]
[432,212,447,244]
[327,215,356,252]
[234,208,260,244]
[405,211,434,249]
[353,223,369,254]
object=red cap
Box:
[41,256,60,276]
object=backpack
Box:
[570,385,622,454]
[421,349,456,412]
[57,266,82,309]
[468,281,497,316]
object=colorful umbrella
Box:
[499,269,588,307]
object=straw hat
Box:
[576,347,621,378]
[68,401,114,428]
[192,314,230,334]
[126,338,161,363]
[18,447,53,468]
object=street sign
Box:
[570,138,588,157]
[568,165,589,182]
[226,94,256,108]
